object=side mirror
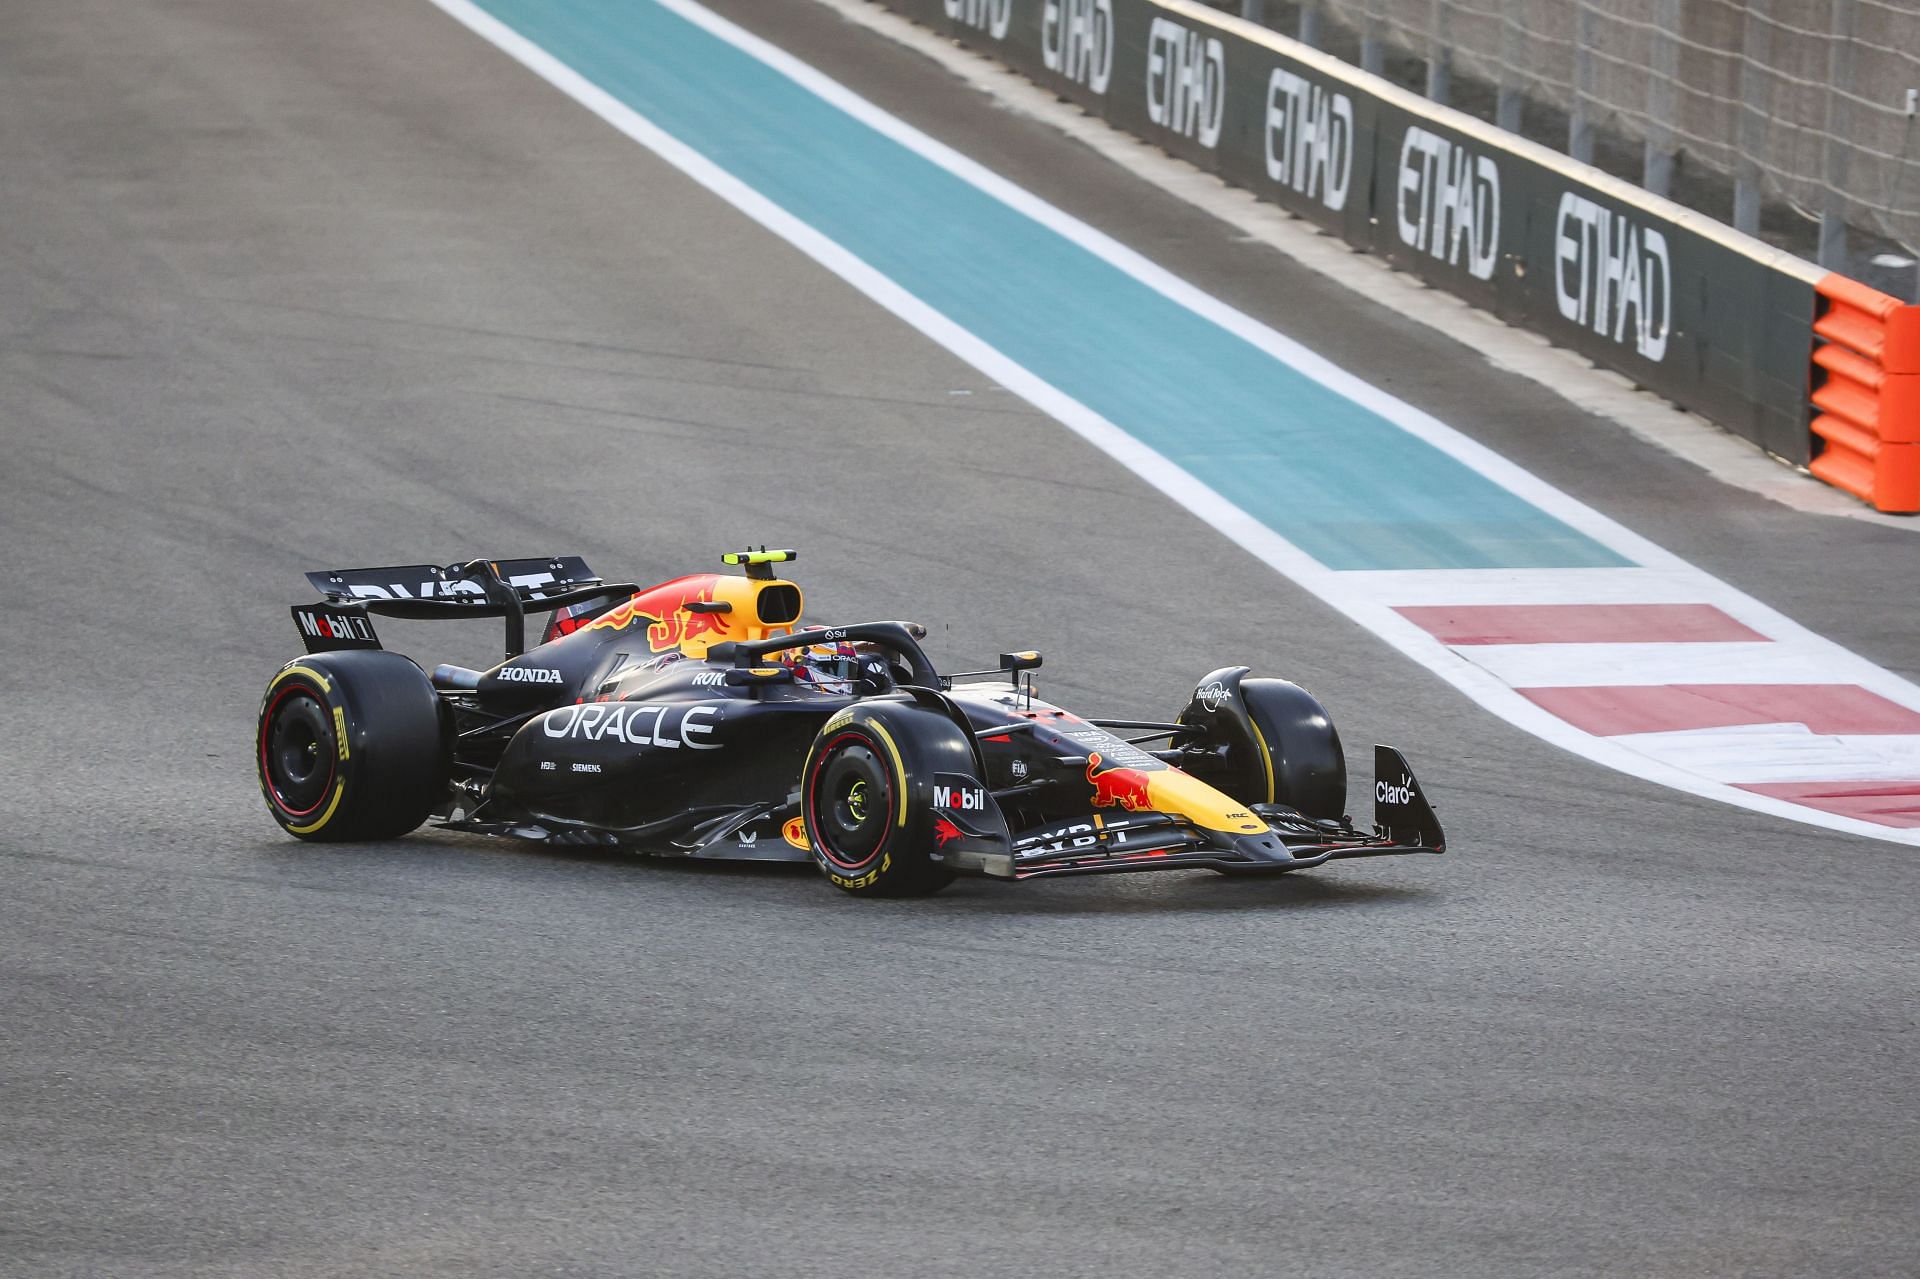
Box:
[999,651,1042,673]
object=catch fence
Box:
[1213,0,1920,293]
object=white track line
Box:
[1613,729,1920,785]
[427,0,1920,845]
[1333,568,1733,607]
[1453,642,1885,690]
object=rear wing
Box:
[294,556,636,658]
[305,555,601,604]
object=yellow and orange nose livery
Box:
[1085,752,1264,835]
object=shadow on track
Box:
[299,829,1443,916]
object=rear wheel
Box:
[256,651,451,841]
[801,701,973,898]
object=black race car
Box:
[257,550,1444,896]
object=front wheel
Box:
[256,651,451,841]
[801,701,975,898]
[1239,677,1347,820]
[1181,669,1347,820]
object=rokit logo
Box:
[1042,0,1113,93]
[1146,18,1225,149]
[496,667,563,684]
[943,0,1010,39]
[691,671,728,687]
[1265,69,1352,212]
[1377,774,1416,805]
[1397,127,1500,282]
[1554,193,1671,361]
[542,702,721,750]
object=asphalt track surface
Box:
[3,1,1917,1275]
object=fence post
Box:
[1643,0,1680,196]
[1818,0,1858,270]
[1240,0,1266,24]
[1494,0,1522,132]
[1427,0,1453,105]
[1299,0,1322,47]
[1361,0,1387,77]
[1732,0,1775,234]
[1570,1,1597,163]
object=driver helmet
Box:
[787,641,895,697]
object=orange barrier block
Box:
[1811,274,1920,512]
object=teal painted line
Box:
[469,0,1628,572]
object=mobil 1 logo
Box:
[291,603,381,652]
[933,774,988,813]
[931,772,1002,852]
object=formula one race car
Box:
[257,550,1444,896]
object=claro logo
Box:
[1265,69,1352,212]
[1397,127,1500,281]
[1377,775,1415,805]
[1146,18,1225,149]
[943,0,1010,39]
[1042,0,1113,93]
[1554,193,1671,362]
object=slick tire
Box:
[801,701,970,898]
[256,650,452,842]
[1239,678,1347,821]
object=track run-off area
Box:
[3,0,1918,1274]
[443,0,1920,842]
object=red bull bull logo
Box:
[584,575,726,652]
[1086,752,1155,812]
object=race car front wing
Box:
[982,746,1445,881]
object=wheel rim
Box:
[261,686,335,817]
[809,733,893,870]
